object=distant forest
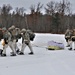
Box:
[0,0,75,34]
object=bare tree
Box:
[55,0,71,15]
[1,4,12,15]
[30,2,43,14]
[29,2,43,32]
[36,2,43,13]
[45,1,55,15]
[1,4,12,27]
[30,4,35,14]
[15,7,25,16]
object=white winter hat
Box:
[11,25,15,29]
[2,27,7,31]
[21,28,26,33]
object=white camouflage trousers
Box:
[20,42,33,53]
[2,41,16,54]
[69,41,75,49]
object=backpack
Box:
[27,30,35,41]
[29,32,35,41]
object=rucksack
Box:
[29,32,35,41]
[27,30,35,41]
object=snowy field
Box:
[0,33,75,75]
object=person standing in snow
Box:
[65,29,72,47]
[26,29,35,41]
[15,27,21,53]
[1,27,16,56]
[18,28,34,55]
[8,25,21,54]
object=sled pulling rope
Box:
[17,42,64,50]
[32,44,56,50]
[32,44,48,50]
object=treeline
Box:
[0,0,75,34]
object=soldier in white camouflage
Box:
[18,28,34,55]
[1,27,16,56]
[65,29,72,47]
[8,25,21,54]
[69,29,75,50]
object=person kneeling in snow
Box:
[65,29,72,47]
[69,29,75,50]
[18,28,34,55]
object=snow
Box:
[0,33,75,75]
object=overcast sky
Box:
[0,0,75,14]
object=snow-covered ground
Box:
[0,33,75,75]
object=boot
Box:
[10,52,16,56]
[28,52,34,55]
[66,45,70,47]
[1,53,6,57]
[18,52,24,55]
[16,49,20,54]
[0,49,3,55]
[68,48,72,50]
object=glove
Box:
[1,39,5,46]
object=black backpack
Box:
[27,30,35,41]
[29,33,35,41]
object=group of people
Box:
[65,28,75,50]
[2,26,75,56]
[0,25,35,57]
